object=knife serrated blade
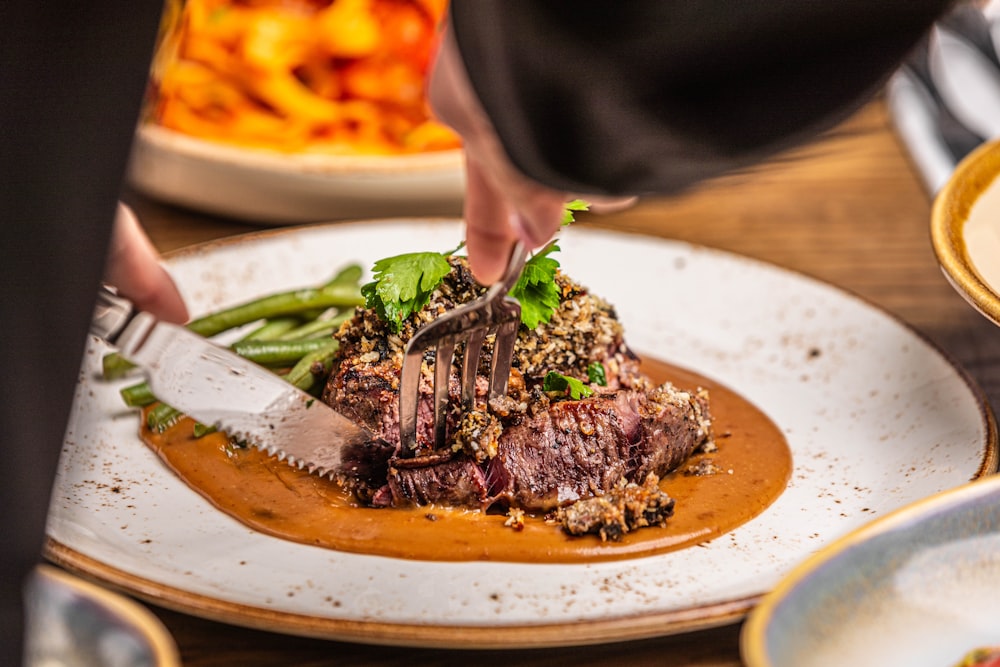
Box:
[93,288,375,478]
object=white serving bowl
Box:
[127,124,465,224]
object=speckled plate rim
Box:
[739,473,1000,667]
[44,221,999,649]
[931,139,1000,326]
[44,542,755,649]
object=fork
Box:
[398,241,528,451]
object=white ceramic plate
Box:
[742,474,1000,667]
[45,221,997,648]
[126,125,465,224]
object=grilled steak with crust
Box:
[322,256,712,515]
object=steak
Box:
[388,453,490,507]
[555,473,677,542]
[488,385,710,511]
[322,256,713,516]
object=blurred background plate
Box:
[25,564,180,667]
[741,474,1000,667]
[129,0,463,224]
[126,124,465,224]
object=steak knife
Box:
[91,286,377,478]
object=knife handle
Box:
[91,284,164,367]
[90,285,135,343]
[91,285,138,344]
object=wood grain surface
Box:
[107,97,1000,666]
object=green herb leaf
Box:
[562,199,590,225]
[511,200,591,327]
[587,362,607,386]
[361,251,453,332]
[543,371,594,400]
[511,243,562,329]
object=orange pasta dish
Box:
[147,0,460,155]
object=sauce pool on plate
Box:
[139,359,791,563]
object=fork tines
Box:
[398,243,528,451]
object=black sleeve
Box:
[449,0,955,196]
[0,2,162,664]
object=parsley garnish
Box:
[361,250,454,333]
[512,200,589,328]
[543,371,594,400]
[362,202,588,332]
[510,242,562,329]
[587,362,607,386]
[562,199,589,225]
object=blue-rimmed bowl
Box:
[741,474,1000,667]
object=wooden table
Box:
[119,96,1000,666]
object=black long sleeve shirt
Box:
[450,1,955,195]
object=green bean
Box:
[101,314,306,380]
[102,267,362,380]
[229,337,331,366]
[325,263,363,287]
[192,423,217,438]
[108,266,360,421]
[277,310,353,341]
[186,283,363,337]
[146,403,182,433]
[121,381,155,408]
[238,316,301,342]
[103,353,136,380]
[291,308,328,322]
[286,339,340,391]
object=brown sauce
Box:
[139,359,791,563]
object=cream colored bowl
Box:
[126,124,465,224]
[931,139,1000,325]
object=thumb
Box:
[104,203,189,323]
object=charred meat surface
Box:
[322,256,712,521]
[555,473,676,542]
[488,384,710,512]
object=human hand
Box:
[103,203,189,323]
[426,29,566,284]
[428,29,635,283]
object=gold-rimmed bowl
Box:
[931,139,1000,326]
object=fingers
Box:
[429,25,579,280]
[104,203,189,323]
[463,157,517,284]
[507,185,568,248]
[586,195,639,214]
